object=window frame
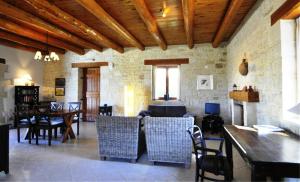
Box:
[152,65,180,101]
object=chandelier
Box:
[34,32,60,62]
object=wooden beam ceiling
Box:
[271,0,300,26]
[24,0,124,53]
[182,0,195,49]
[75,0,144,51]
[212,0,245,48]
[0,38,46,53]
[132,0,167,50]
[0,30,65,54]
[0,17,85,55]
[0,0,102,52]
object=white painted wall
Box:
[0,45,44,124]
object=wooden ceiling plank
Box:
[75,0,145,51]
[24,0,124,53]
[0,38,43,53]
[212,0,244,48]
[0,0,102,52]
[0,17,85,55]
[271,0,300,26]
[182,0,195,49]
[0,30,65,54]
[132,0,167,50]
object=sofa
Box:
[139,105,195,118]
[143,116,194,168]
[96,116,145,162]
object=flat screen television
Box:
[205,103,220,115]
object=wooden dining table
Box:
[48,110,83,143]
[24,109,83,143]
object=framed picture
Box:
[55,87,65,96]
[197,75,214,90]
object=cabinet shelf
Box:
[229,91,259,102]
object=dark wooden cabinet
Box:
[0,124,9,174]
[15,86,39,106]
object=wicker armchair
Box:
[144,116,194,168]
[96,116,145,163]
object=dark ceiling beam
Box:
[0,0,102,52]
[0,17,85,55]
[271,0,300,26]
[0,30,65,54]
[212,0,244,48]
[182,0,195,49]
[24,0,124,53]
[0,38,46,53]
[132,0,167,50]
[75,0,144,51]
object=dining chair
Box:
[15,104,34,144]
[34,104,64,146]
[99,105,112,116]
[50,102,64,137]
[187,125,231,182]
[68,102,81,135]
[50,102,64,112]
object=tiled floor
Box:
[0,122,298,182]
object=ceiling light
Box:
[34,32,60,62]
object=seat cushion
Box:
[199,155,229,175]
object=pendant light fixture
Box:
[34,32,60,62]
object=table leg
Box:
[224,131,234,180]
[62,114,76,143]
[251,165,266,181]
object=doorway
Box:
[82,68,100,122]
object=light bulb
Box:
[34,51,42,61]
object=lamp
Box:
[34,32,60,62]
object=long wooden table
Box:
[223,125,300,181]
[49,110,82,143]
[24,110,83,143]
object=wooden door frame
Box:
[74,62,108,121]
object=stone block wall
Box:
[226,0,284,125]
[44,44,230,122]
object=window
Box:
[281,18,300,134]
[153,66,180,100]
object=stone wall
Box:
[44,44,230,122]
[226,0,285,126]
[0,45,44,124]
[0,63,8,123]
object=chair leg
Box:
[35,128,39,145]
[77,121,79,136]
[54,128,57,138]
[28,128,31,144]
[43,129,46,139]
[17,127,20,143]
[48,129,52,146]
[201,170,205,182]
[195,166,200,182]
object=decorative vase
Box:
[239,59,248,76]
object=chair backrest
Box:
[68,102,81,119]
[187,125,207,156]
[34,104,51,123]
[99,105,112,116]
[50,102,64,112]
[68,102,81,111]
[15,104,30,122]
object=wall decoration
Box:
[197,75,213,90]
[55,78,65,96]
[239,53,248,76]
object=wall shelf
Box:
[229,91,259,102]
